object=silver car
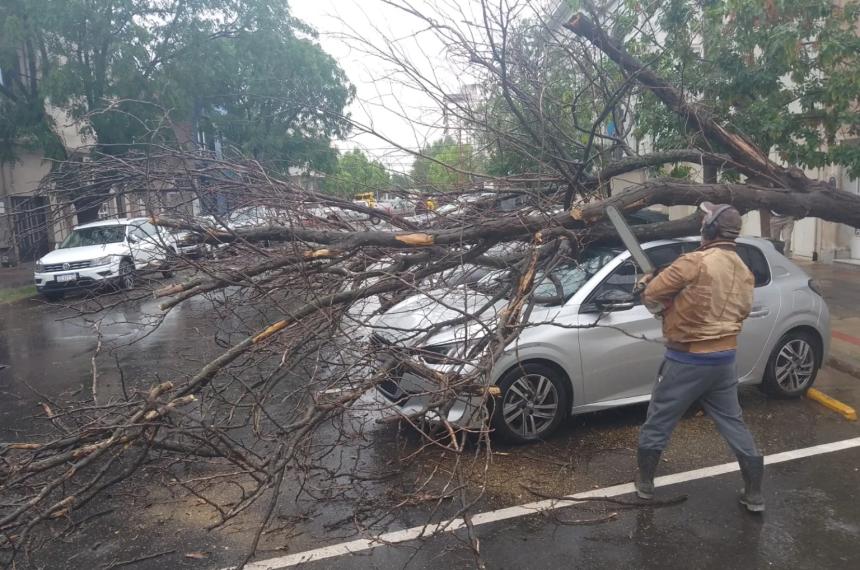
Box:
[369,237,830,443]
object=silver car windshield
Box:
[471,247,620,304]
[59,226,127,248]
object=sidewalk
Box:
[797,260,860,374]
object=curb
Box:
[828,355,860,378]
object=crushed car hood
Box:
[371,287,505,346]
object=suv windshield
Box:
[471,247,620,304]
[60,225,127,248]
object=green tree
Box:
[0,0,354,171]
[410,136,478,191]
[0,0,66,161]
[629,0,860,178]
[323,149,390,197]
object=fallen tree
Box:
[2,1,860,567]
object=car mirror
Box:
[127,235,137,244]
[594,289,636,312]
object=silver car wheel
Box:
[120,261,135,290]
[501,374,559,438]
[774,339,815,392]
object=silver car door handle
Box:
[749,307,770,318]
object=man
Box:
[769,210,795,258]
[634,202,764,513]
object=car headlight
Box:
[417,339,483,365]
[90,255,116,267]
[35,260,44,272]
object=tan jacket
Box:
[642,241,754,353]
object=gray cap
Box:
[699,202,742,239]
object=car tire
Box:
[119,259,135,290]
[760,330,820,398]
[491,362,570,444]
[161,248,176,278]
[42,292,64,302]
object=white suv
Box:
[34,218,177,301]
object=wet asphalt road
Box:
[302,446,860,570]
[1,275,859,568]
[0,294,223,431]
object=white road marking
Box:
[229,436,860,570]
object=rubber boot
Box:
[737,454,765,513]
[635,448,662,500]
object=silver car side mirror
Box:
[594,289,636,312]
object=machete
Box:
[605,205,655,275]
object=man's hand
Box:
[635,272,655,293]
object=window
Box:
[736,244,771,287]
[583,243,690,311]
[60,225,127,248]
[128,224,147,240]
[470,247,620,305]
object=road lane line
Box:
[232,436,860,570]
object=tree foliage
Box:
[0,0,354,170]
[410,136,478,191]
[629,0,860,177]
[323,149,390,196]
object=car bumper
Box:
[34,264,120,294]
[374,368,486,429]
[176,243,208,258]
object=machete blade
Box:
[605,205,655,274]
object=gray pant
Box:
[770,216,794,257]
[639,358,759,457]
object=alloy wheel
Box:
[774,339,815,392]
[120,262,135,290]
[501,374,559,438]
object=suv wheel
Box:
[761,330,820,397]
[161,248,176,278]
[119,260,135,290]
[491,362,570,444]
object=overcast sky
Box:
[289,0,464,174]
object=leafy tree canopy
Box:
[0,0,354,171]
[410,136,478,191]
[323,149,390,197]
[628,0,860,177]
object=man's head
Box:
[699,202,742,242]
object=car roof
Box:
[74,217,148,229]
[639,235,775,249]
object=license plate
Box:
[55,273,77,283]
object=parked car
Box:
[226,206,281,229]
[34,218,177,301]
[171,228,210,258]
[369,237,830,443]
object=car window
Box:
[128,224,147,239]
[470,247,620,305]
[649,242,698,269]
[531,249,620,303]
[585,243,688,308]
[736,244,771,287]
[142,222,167,240]
[60,225,127,248]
